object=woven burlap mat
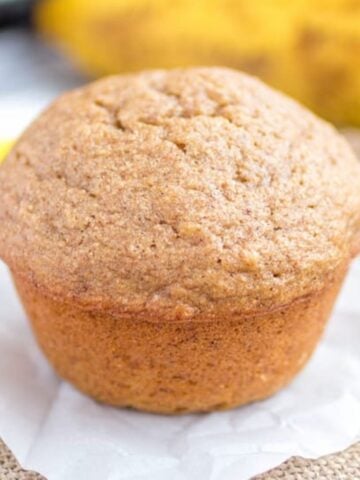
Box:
[0,438,46,479]
[252,442,360,479]
[1,437,359,479]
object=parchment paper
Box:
[1,260,359,480]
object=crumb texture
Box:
[0,67,359,319]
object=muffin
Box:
[0,67,359,413]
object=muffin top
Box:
[1,67,360,321]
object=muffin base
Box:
[13,264,347,414]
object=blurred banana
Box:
[33,0,360,126]
[0,140,13,164]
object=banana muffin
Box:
[0,67,359,413]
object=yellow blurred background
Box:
[35,0,360,126]
[1,0,360,152]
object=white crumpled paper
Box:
[1,260,360,480]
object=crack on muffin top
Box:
[0,67,360,320]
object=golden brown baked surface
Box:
[0,67,359,321]
[13,260,346,413]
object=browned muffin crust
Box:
[14,260,347,413]
[0,68,359,322]
[1,67,360,413]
